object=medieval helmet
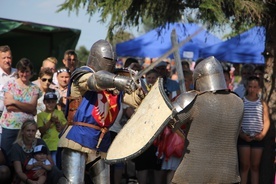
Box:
[193,56,227,92]
[87,39,117,72]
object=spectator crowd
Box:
[0,44,271,184]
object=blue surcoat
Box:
[66,67,122,152]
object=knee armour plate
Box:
[61,148,86,184]
[88,159,110,184]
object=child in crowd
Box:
[53,67,71,115]
[37,92,67,165]
[25,145,52,184]
[238,76,270,184]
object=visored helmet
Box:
[193,56,227,92]
[87,39,117,72]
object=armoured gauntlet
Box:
[87,70,136,94]
[113,75,136,94]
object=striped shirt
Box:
[241,97,263,135]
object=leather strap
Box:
[74,122,101,130]
[65,96,82,101]
[73,122,109,149]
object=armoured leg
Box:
[88,158,110,184]
[59,148,86,184]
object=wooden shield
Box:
[106,78,173,163]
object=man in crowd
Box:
[0,45,17,147]
[62,50,78,73]
[154,61,180,99]
[0,45,17,118]
[52,50,78,85]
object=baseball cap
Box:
[33,145,48,155]
[155,61,168,68]
[44,92,58,100]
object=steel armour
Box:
[193,56,227,92]
[87,40,116,72]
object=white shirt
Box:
[27,158,51,170]
[52,72,58,85]
[0,67,17,111]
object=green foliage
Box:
[111,28,134,46]
[73,30,134,67]
[76,45,89,66]
[58,0,271,41]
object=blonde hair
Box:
[43,57,58,65]
[14,120,37,144]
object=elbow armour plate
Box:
[87,70,135,93]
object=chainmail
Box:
[173,91,243,184]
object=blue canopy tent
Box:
[199,26,266,64]
[116,23,221,60]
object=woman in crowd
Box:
[238,76,270,184]
[36,68,60,115]
[0,58,40,160]
[9,120,63,184]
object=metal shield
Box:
[106,78,174,163]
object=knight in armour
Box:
[58,39,144,184]
[171,56,244,183]
[107,56,244,184]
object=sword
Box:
[133,27,204,82]
[171,29,186,93]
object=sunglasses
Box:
[41,78,52,83]
[57,68,71,74]
[66,59,77,62]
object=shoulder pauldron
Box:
[71,66,94,84]
[172,90,198,113]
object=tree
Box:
[111,28,135,46]
[58,0,276,183]
[76,45,89,66]
[75,29,134,65]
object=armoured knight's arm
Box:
[171,91,197,130]
[87,70,136,94]
[173,91,197,113]
[123,88,145,108]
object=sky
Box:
[0,0,231,52]
[0,0,139,49]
